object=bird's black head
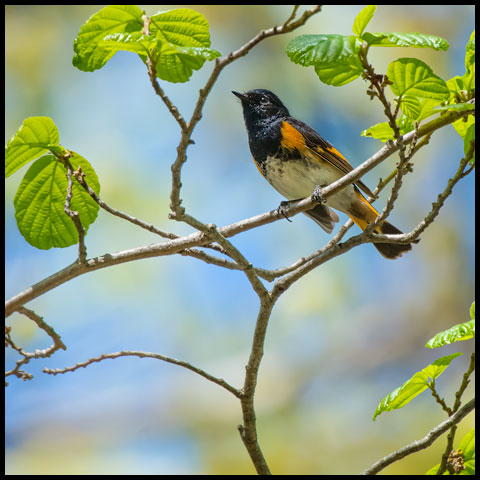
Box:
[232,89,290,124]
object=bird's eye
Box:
[260,96,269,105]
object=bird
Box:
[233,89,411,259]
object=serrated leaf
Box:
[286,34,363,86]
[352,5,376,37]
[433,103,475,113]
[447,75,465,96]
[463,64,475,92]
[423,353,463,380]
[148,8,219,82]
[388,58,450,101]
[373,371,429,421]
[465,30,475,73]
[100,32,155,56]
[373,353,462,421]
[400,95,423,119]
[150,8,211,47]
[5,117,59,178]
[464,124,475,164]
[13,153,100,249]
[362,114,415,142]
[363,32,449,51]
[73,5,144,72]
[426,320,475,348]
[401,96,444,121]
[459,428,475,475]
[314,57,363,86]
[362,122,395,141]
[155,44,220,83]
[286,34,362,65]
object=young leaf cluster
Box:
[373,302,475,474]
[5,117,99,249]
[286,5,475,157]
[73,5,220,83]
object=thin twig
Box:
[168,5,322,216]
[63,161,87,264]
[361,398,475,475]
[5,307,66,383]
[436,351,476,475]
[43,350,242,398]
[271,147,474,299]
[5,106,473,319]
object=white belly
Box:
[263,155,356,214]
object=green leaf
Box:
[286,34,362,65]
[154,44,220,83]
[447,75,465,96]
[13,153,100,249]
[363,32,449,51]
[425,464,440,475]
[148,8,220,83]
[314,57,363,86]
[5,117,59,178]
[100,32,155,56]
[286,34,363,86]
[150,8,212,48]
[459,428,475,475]
[400,96,446,121]
[465,30,475,74]
[388,58,450,101]
[433,103,475,113]
[423,353,463,380]
[464,123,475,164]
[373,371,429,421]
[352,5,376,37]
[426,320,475,348]
[470,302,475,320]
[428,430,476,474]
[73,5,144,72]
[361,122,395,141]
[463,64,475,92]
[416,98,447,121]
[373,353,462,421]
[73,7,219,82]
[362,115,415,141]
[452,114,475,142]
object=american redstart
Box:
[233,89,412,259]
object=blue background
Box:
[5,5,475,475]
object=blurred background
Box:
[5,5,475,475]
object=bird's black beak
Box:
[232,91,248,102]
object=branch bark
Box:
[5,106,473,318]
[361,398,475,475]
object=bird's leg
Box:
[275,200,299,222]
[312,184,328,204]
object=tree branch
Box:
[43,350,242,398]
[63,162,87,264]
[5,307,66,383]
[361,398,475,475]
[5,106,473,319]
[168,5,322,215]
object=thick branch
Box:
[5,106,473,319]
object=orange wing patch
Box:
[326,145,348,162]
[280,121,306,151]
